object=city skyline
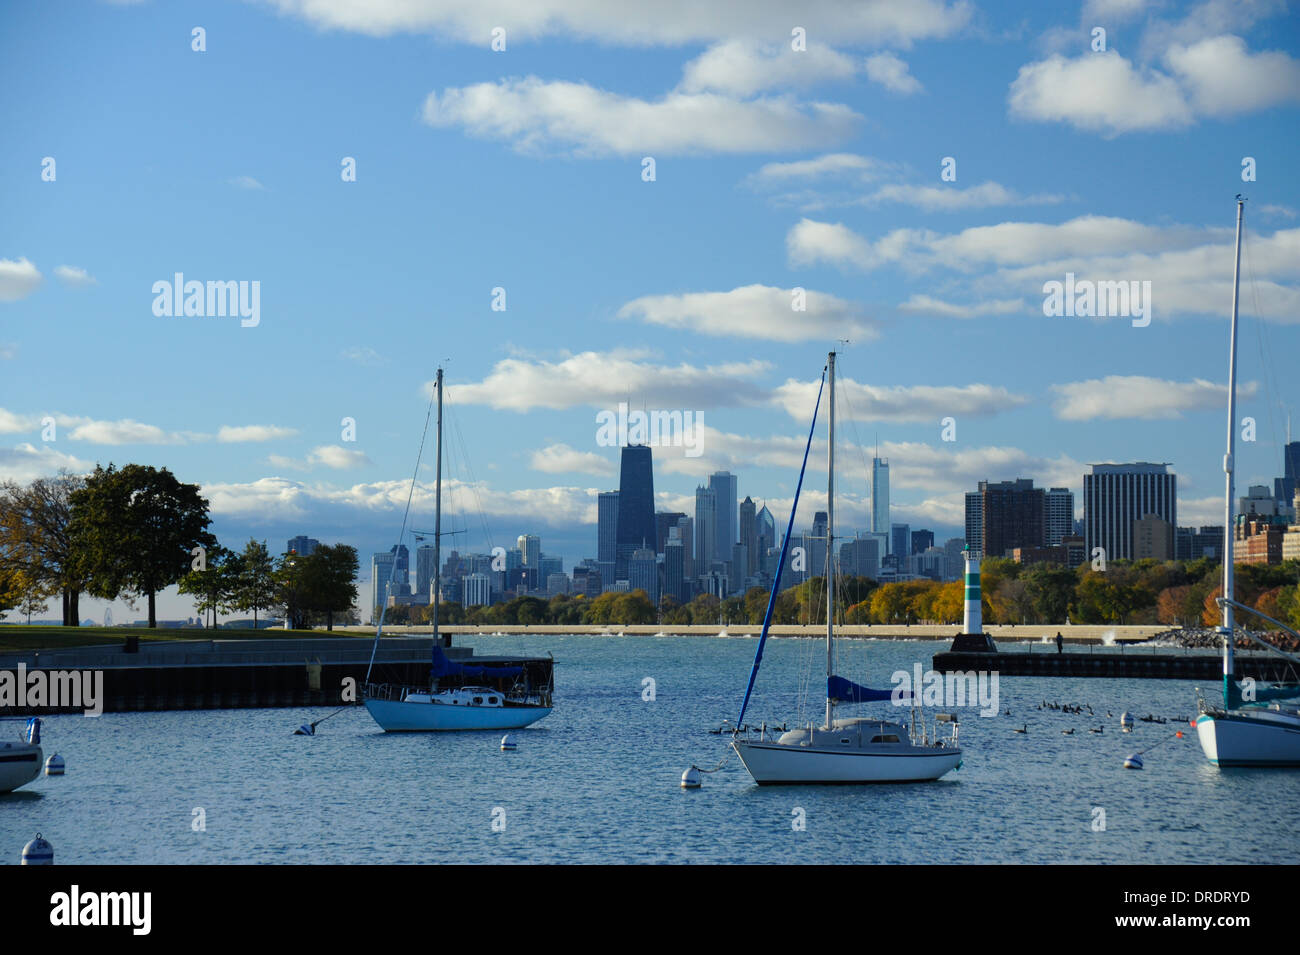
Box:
[4,1,1299,620]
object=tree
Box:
[178,544,238,629]
[18,584,48,624]
[69,464,216,628]
[300,544,359,631]
[0,472,88,625]
[1023,565,1075,623]
[232,539,277,628]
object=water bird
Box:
[1089,726,1103,734]
[1062,728,1074,735]
[1014,724,1027,734]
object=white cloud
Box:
[443,351,773,412]
[0,257,42,302]
[0,343,15,360]
[256,0,972,46]
[746,153,890,186]
[680,40,860,96]
[772,376,1032,423]
[421,77,861,157]
[53,265,96,287]
[217,424,299,443]
[1081,0,1150,22]
[229,176,265,190]
[864,52,923,94]
[341,346,386,366]
[0,444,93,485]
[308,445,372,469]
[66,418,184,445]
[859,180,1064,211]
[897,295,1025,318]
[529,443,616,476]
[1050,376,1257,420]
[787,218,886,270]
[1008,51,1192,135]
[1165,34,1300,115]
[617,284,876,343]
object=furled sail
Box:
[827,675,901,704]
[431,644,522,680]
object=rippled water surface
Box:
[4,634,1299,864]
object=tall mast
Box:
[826,351,836,730]
[1222,198,1244,695]
[433,367,444,651]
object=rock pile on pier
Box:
[1149,627,1300,653]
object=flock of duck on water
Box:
[1007,701,1191,736]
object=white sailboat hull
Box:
[1195,710,1300,767]
[733,739,961,784]
[364,698,551,732]
[0,742,42,793]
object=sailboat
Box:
[731,351,961,783]
[1194,197,1300,767]
[0,718,43,794]
[362,367,554,732]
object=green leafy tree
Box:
[178,544,238,629]
[300,544,359,631]
[0,472,89,625]
[232,539,277,628]
[69,464,216,628]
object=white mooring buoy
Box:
[1120,712,1135,733]
[21,833,53,865]
[1124,753,1143,770]
[681,766,702,789]
[293,724,314,736]
[44,753,65,776]
[500,735,517,751]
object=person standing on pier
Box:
[1055,631,1063,654]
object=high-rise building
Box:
[370,551,395,620]
[597,491,619,565]
[806,511,828,579]
[1275,441,1300,511]
[664,533,687,604]
[415,544,437,599]
[655,511,687,554]
[892,523,911,559]
[516,535,541,569]
[628,547,659,605]
[943,538,966,581]
[1084,463,1176,563]
[538,554,563,581]
[694,486,716,578]
[287,535,319,556]
[911,529,934,555]
[739,496,757,577]
[1046,488,1075,546]
[1134,513,1174,560]
[462,573,491,607]
[964,492,983,558]
[675,515,694,579]
[871,457,890,540]
[616,445,655,581]
[756,504,776,575]
[979,479,1046,559]
[709,471,738,562]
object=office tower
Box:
[629,547,659,605]
[739,496,757,577]
[1275,441,1300,510]
[1084,463,1176,563]
[840,534,881,579]
[756,504,776,573]
[538,554,563,580]
[892,523,911,560]
[944,538,967,581]
[979,479,1046,560]
[911,529,935,555]
[675,516,694,578]
[694,486,716,577]
[664,534,686,604]
[287,535,319,556]
[1134,513,1174,560]
[415,544,437,599]
[370,551,395,619]
[546,573,571,596]
[964,492,983,558]
[516,534,541,569]
[807,511,828,578]
[616,445,655,581]
[385,544,410,595]
[655,511,687,554]
[573,564,602,598]
[709,471,738,562]
[1045,487,1075,546]
[597,491,619,565]
[871,457,890,540]
[462,573,491,607]
[731,542,749,594]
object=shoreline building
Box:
[871,456,890,547]
[1045,488,1074,546]
[976,478,1045,560]
[1084,463,1176,563]
[709,471,738,567]
[615,445,655,582]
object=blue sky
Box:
[2,0,1298,621]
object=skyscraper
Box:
[370,551,395,620]
[911,529,934,555]
[694,486,716,579]
[388,544,410,595]
[979,479,1046,560]
[676,515,694,579]
[871,457,890,543]
[709,471,738,562]
[1084,463,1176,563]
[739,496,757,576]
[287,535,319,556]
[756,504,776,576]
[629,547,659,605]
[415,544,437,600]
[597,490,619,564]
[892,523,911,560]
[965,492,983,558]
[655,511,687,554]
[1275,441,1300,511]
[615,445,655,581]
[516,534,540,569]
[1046,487,1075,546]
[664,532,686,604]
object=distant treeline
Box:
[382,557,1300,629]
[0,468,358,629]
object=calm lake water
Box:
[4,634,1299,864]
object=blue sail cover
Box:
[432,644,523,680]
[828,675,903,703]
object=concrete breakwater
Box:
[0,637,553,715]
